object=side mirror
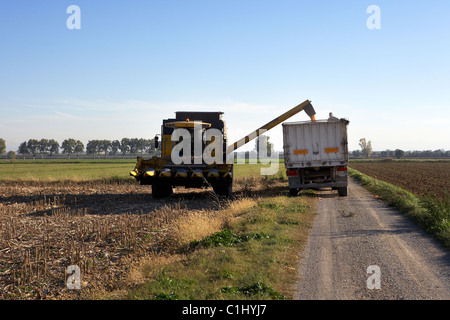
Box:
[154,135,159,149]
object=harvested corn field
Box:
[349,161,450,199]
[0,174,295,299]
[0,180,198,299]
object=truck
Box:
[130,100,316,198]
[282,117,350,196]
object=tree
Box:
[86,140,99,156]
[61,138,77,159]
[0,138,6,155]
[137,138,152,155]
[255,135,274,158]
[48,139,60,158]
[7,151,16,161]
[359,138,372,158]
[17,141,29,159]
[111,140,121,158]
[352,150,361,158]
[394,149,405,159]
[129,138,140,154]
[39,139,49,159]
[99,140,111,156]
[27,139,40,159]
[120,138,131,154]
[74,140,84,158]
[146,138,155,154]
[86,140,111,158]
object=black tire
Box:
[338,187,348,197]
[289,188,299,197]
[212,180,233,198]
[152,181,173,198]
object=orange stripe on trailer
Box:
[293,149,308,155]
[324,147,339,153]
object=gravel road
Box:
[295,178,450,300]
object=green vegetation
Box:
[0,159,286,181]
[349,168,450,248]
[126,195,316,300]
[190,229,269,248]
[350,158,450,163]
[0,159,135,181]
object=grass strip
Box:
[124,195,317,300]
[349,168,450,248]
[0,161,284,181]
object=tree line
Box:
[3,138,155,159]
[352,138,450,159]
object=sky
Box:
[1,0,449,153]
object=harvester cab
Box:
[130,100,316,198]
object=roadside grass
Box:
[349,168,450,248]
[123,194,317,300]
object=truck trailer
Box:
[282,118,350,196]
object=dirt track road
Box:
[295,178,450,300]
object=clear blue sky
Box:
[1,0,449,152]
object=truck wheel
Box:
[338,187,348,197]
[289,188,299,197]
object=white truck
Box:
[282,118,350,196]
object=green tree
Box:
[27,139,40,159]
[137,138,152,155]
[129,138,139,154]
[74,140,84,158]
[111,140,121,158]
[17,141,29,159]
[255,135,274,158]
[96,140,111,157]
[352,150,361,158]
[61,138,77,159]
[49,139,60,158]
[359,138,372,158]
[120,138,131,154]
[7,151,16,161]
[394,149,405,159]
[39,139,49,159]
[0,138,6,155]
[86,140,98,154]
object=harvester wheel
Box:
[212,181,233,198]
[152,181,173,198]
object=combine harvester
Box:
[130,100,316,198]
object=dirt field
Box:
[349,161,450,199]
[0,177,283,299]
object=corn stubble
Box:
[0,178,267,299]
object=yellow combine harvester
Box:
[130,100,316,198]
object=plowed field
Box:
[349,161,450,199]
